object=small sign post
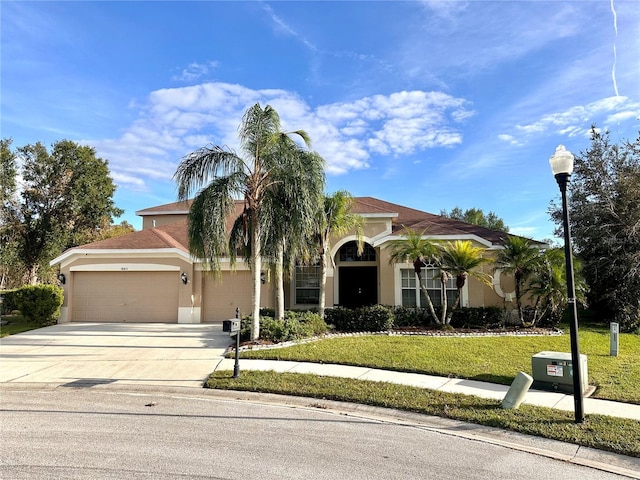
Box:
[610,322,619,357]
[233,308,241,378]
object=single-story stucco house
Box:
[50,197,526,324]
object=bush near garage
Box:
[14,284,63,326]
[0,289,20,315]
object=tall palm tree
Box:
[261,149,325,320]
[174,103,318,340]
[316,191,364,319]
[439,240,493,324]
[387,227,441,324]
[494,236,542,325]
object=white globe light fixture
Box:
[549,144,574,176]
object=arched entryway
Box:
[336,241,378,308]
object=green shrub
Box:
[449,306,504,329]
[392,306,433,327]
[326,305,394,332]
[0,289,20,315]
[14,284,63,326]
[359,304,394,331]
[238,311,328,343]
[324,307,357,331]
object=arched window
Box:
[339,241,376,262]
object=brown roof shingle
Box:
[73,196,524,254]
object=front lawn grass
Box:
[0,315,40,337]
[237,325,640,404]
[206,370,640,458]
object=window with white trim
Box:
[400,267,457,308]
[295,265,320,304]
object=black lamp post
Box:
[549,144,585,424]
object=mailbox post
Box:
[222,308,241,378]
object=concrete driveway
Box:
[0,323,230,388]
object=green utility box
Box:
[531,351,588,394]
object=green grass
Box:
[237,326,640,404]
[0,315,41,337]
[206,370,640,458]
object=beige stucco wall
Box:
[141,214,188,230]
[201,270,275,322]
[377,245,396,305]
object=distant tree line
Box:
[440,207,509,232]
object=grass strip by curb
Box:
[207,370,640,458]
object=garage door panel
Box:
[72,272,179,323]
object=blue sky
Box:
[2,1,639,241]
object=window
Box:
[295,265,320,304]
[339,242,376,262]
[400,267,457,308]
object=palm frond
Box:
[174,145,243,201]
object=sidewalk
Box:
[213,358,640,421]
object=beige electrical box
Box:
[531,351,588,394]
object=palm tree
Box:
[261,149,325,320]
[526,248,587,326]
[387,227,441,324]
[316,191,364,319]
[439,240,493,324]
[494,236,542,325]
[174,103,319,340]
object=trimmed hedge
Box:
[449,306,505,329]
[0,289,20,315]
[325,305,394,332]
[13,284,63,326]
[239,310,328,343]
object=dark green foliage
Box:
[1,139,122,285]
[440,207,509,232]
[0,289,19,314]
[239,311,328,343]
[448,307,505,329]
[327,305,394,332]
[14,284,63,326]
[550,128,640,332]
[391,306,433,328]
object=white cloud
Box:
[89,83,473,189]
[507,96,638,143]
[497,134,522,147]
[172,61,219,83]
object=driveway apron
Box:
[0,323,230,388]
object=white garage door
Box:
[72,271,179,323]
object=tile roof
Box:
[70,196,528,254]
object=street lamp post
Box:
[549,144,585,424]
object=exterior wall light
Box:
[57,273,66,285]
[181,272,188,285]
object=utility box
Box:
[222,319,241,333]
[531,351,588,394]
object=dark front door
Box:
[338,266,377,308]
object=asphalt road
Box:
[0,387,631,480]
